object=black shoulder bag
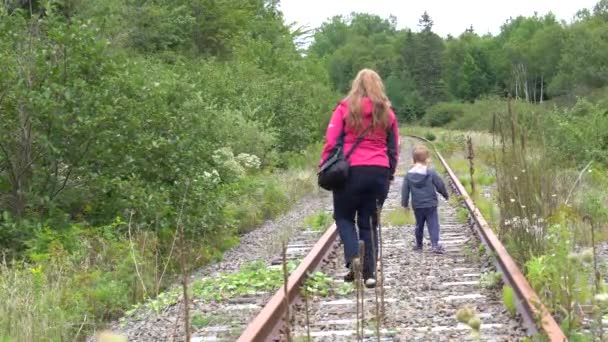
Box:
[317,124,372,191]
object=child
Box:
[401,144,449,254]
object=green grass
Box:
[382,209,415,227]
[472,193,500,226]
[304,212,333,232]
[502,285,517,317]
[421,97,547,132]
[456,207,469,223]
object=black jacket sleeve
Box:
[386,123,398,180]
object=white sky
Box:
[279,0,599,37]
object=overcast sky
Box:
[279,0,599,37]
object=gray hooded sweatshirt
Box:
[401,164,449,209]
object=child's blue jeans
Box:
[413,206,440,247]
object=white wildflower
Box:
[514,176,518,180]
[236,153,261,170]
[510,198,515,203]
[202,169,221,185]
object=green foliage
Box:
[0,1,334,339]
[502,285,517,317]
[191,261,296,302]
[424,132,437,141]
[383,209,415,227]
[472,193,500,226]
[303,271,333,297]
[0,220,166,340]
[544,99,608,165]
[424,102,463,127]
[336,282,354,296]
[312,5,608,111]
[304,212,334,232]
[523,224,595,334]
[422,98,544,131]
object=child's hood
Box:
[407,164,431,188]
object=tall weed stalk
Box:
[492,98,558,262]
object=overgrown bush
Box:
[0,3,334,339]
[544,99,608,166]
[424,102,463,127]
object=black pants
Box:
[332,166,390,277]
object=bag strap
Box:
[344,124,373,160]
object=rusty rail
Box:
[407,134,567,342]
[236,223,338,341]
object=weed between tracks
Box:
[121,261,298,323]
[382,209,415,227]
[302,271,354,298]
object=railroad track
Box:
[200,136,566,342]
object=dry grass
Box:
[0,261,83,341]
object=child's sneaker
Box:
[365,278,377,288]
[431,245,445,254]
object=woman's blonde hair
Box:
[346,69,391,133]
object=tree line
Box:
[309,1,608,119]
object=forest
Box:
[1,0,607,340]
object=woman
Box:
[319,69,399,288]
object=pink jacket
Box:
[320,98,400,178]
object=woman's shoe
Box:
[344,257,360,282]
[344,270,355,282]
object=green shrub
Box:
[424,132,437,141]
[425,102,464,127]
[0,6,333,337]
